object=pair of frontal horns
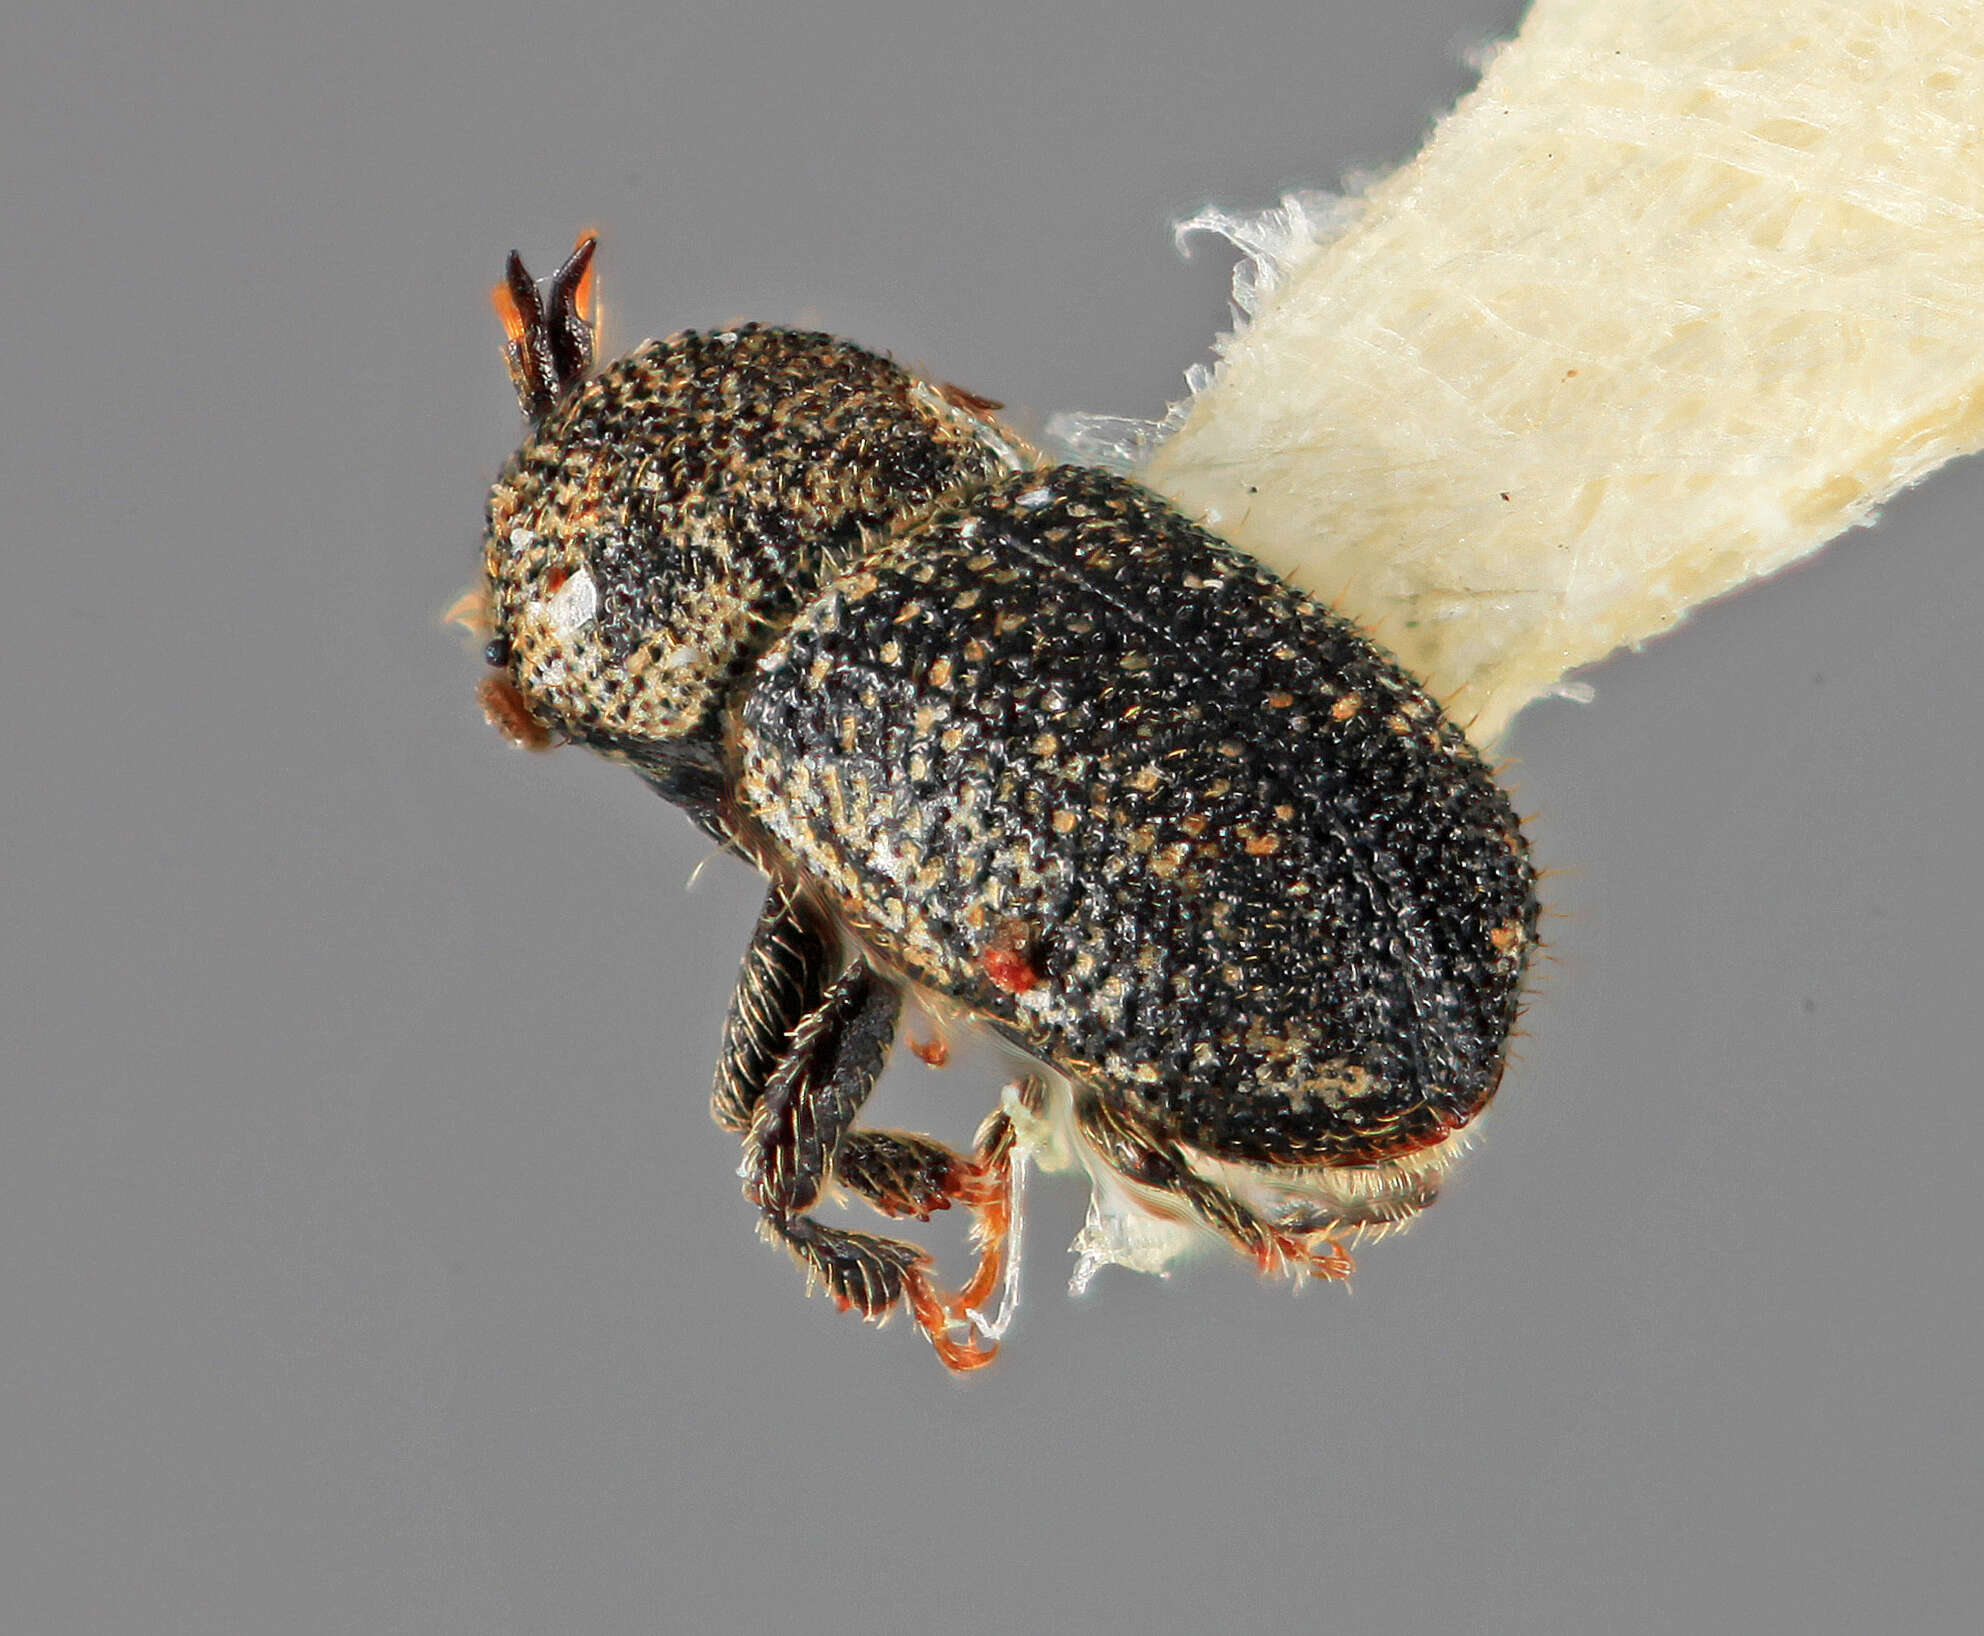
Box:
[493,234,597,422]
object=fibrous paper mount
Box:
[1114,0,1984,745]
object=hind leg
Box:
[1074,1096,1355,1282]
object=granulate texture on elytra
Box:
[738,465,1535,1167]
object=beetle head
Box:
[478,244,1026,781]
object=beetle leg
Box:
[755,1212,932,1325]
[833,1111,1009,1214]
[833,1109,1021,1356]
[711,887,836,1133]
[900,1106,1020,1371]
[833,1130,974,1220]
[744,965,924,1314]
[744,962,899,1222]
[738,961,1002,1369]
[1075,1096,1355,1284]
[949,1103,1020,1319]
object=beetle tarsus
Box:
[1256,1233,1355,1284]
[902,1266,1001,1372]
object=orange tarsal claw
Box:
[898,1113,1018,1373]
[1255,1232,1355,1283]
[951,1169,1013,1316]
[903,1267,1000,1373]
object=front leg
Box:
[744,962,899,1222]
[710,887,836,1134]
[727,942,1004,1370]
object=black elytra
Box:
[473,241,1539,1371]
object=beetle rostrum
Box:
[471,238,1539,1371]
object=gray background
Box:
[6,1,1980,1631]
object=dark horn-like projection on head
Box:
[493,235,598,420]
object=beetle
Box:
[466,237,1538,1370]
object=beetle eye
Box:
[483,637,511,668]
